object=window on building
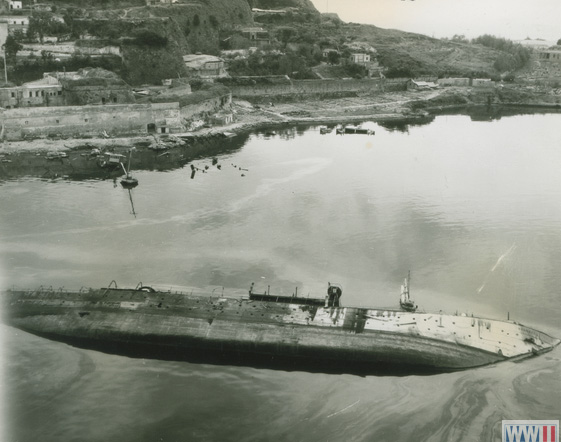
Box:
[11,92,15,98]
[85,119,88,122]
[58,91,62,95]
[56,119,59,123]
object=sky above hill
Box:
[310,0,560,43]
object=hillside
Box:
[253,18,511,78]
[346,24,505,77]
[7,0,529,86]
[59,0,254,84]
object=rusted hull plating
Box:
[3,287,559,375]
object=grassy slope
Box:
[355,25,502,76]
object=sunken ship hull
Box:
[2,285,559,375]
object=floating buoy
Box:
[120,176,138,188]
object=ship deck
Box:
[3,287,559,375]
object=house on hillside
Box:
[183,54,227,78]
[0,76,64,108]
[348,52,381,77]
[349,53,370,64]
[239,27,270,48]
[538,49,561,62]
[8,0,22,10]
[8,0,23,10]
[322,48,339,58]
[0,15,29,34]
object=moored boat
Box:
[120,148,138,188]
[2,279,558,375]
[336,124,375,135]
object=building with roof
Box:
[348,53,381,77]
[52,69,135,105]
[239,27,270,48]
[322,48,339,58]
[407,79,438,90]
[0,76,64,108]
[0,69,135,108]
[8,0,22,10]
[183,54,227,78]
[349,53,371,64]
[0,15,29,34]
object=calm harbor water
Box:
[1,110,561,441]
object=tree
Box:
[3,35,23,64]
[209,15,219,28]
[557,38,561,46]
[27,11,68,43]
[327,50,340,65]
[451,34,469,44]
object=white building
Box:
[8,0,23,10]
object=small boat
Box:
[3,276,559,375]
[120,149,138,188]
[319,126,332,134]
[343,125,375,135]
[98,152,125,169]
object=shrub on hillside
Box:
[472,34,531,71]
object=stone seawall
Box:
[229,78,408,99]
[0,103,183,141]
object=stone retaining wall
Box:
[229,78,408,98]
[0,102,183,140]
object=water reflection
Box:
[126,188,137,218]
[434,105,561,121]
[0,133,249,181]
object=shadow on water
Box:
[28,329,458,378]
[0,133,249,182]
[378,105,561,132]
[433,104,561,122]
[377,117,435,133]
